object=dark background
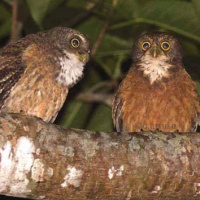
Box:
[0,0,200,199]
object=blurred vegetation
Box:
[0,0,200,135]
[0,0,199,199]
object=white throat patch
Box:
[57,52,84,87]
[139,55,172,84]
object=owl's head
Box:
[45,27,90,64]
[132,32,183,65]
[36,27,90,87]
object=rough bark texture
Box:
[0,113,200,200]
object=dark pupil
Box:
[143,43,149,49]
[73,39,79,47]
[163,43,169,49]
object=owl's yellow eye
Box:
[141,41,151,51]
[71,38,80,48]
[161,41,171,51]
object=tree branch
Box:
[76,92,113,106]
[10,0,22,42]
[91,21,110,56]
[0,113,200,200]
[75,81,116,106]
[91,0,118,56]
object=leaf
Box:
[93,33,131,78]
[60,102,83,128]
[138,0,200,34]
[0,3,11,38]
[67,0,89,9]
[114,0,141,19]
[112,0,200,42]
[1,0,12,5]
[113,54,125,79]
[26,0,50,28]
[97,34,132,56]
[196,82,200,95]
[87,104,113,131]
[0,19,11,38]
[191,0,200,20]
[78,16,105,45]
[182,40,200,56]
[0,3,11,20]
[58,101,93,129]
[47,0,64,12]
[100,34,132,51]
[95,58,113,78]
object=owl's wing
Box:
[112,92,124,132]
[190,91,200,132]
[0,41,29,108]
[198,96,200,127]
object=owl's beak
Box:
[150,46,161,58]
[79,53,90,63]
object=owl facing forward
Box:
[113,32,200,132]
[0,27,90,122]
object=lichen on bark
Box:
[0,113,200,200]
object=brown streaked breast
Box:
[1,44,68,122]
[113,66,200,132]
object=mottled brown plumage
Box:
[0,27,90,122]
[113,32,200,132]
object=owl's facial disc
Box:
[132,32,183,84]
[139,41,173,84]
[69,35,90,64]
[146,43,171,59]
[141,39,172,59]
[149,45,162,58]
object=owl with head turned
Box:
[0,27,90,122]
[113,32,200,132]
